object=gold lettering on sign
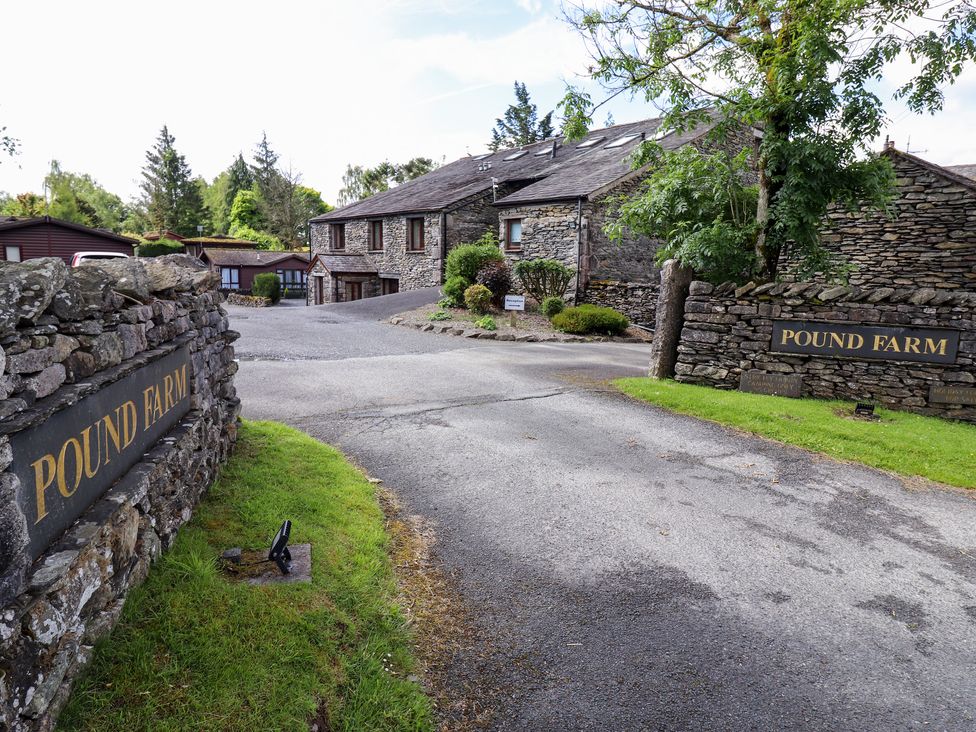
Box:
[56,437,84,499]
[32,455,57,523]
[80,425,101,478]
[30,363,189,525]
[925,338,947,356]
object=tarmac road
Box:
[230,291,976,731]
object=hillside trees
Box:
[561,0,976,282]
[336,157,438,205]
[45,161,128,231]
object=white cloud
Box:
[0,1,600,205]
[4,0,970,212]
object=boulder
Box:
[144,253,217,293]
[24,364,66,399]
[0,258,69,334]
[49,266,116,320]
[81,258,151,302]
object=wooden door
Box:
[347,282,362,301]
[382,278,399,296]
[315,277,324,305]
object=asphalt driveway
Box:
[230,293,976,731]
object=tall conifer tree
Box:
[140,126,205,236]
[488,82,554,152]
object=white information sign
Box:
[504,295,526,311]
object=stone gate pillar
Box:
[647,259,694,378]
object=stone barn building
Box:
[781,145,976,292]
[308,115,758,323]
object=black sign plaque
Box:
[739,370,804,398]
[929,385,976,406]
[11,346,192,559]
[771,320,959,365]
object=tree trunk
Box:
[754,157,775,283]
[753,114,787,283]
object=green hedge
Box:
[551,304,629,335]
[137,239,184,257]
[251,273,281,303]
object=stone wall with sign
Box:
[0,255,240,731]
[673,280,976,423]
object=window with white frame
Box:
[5,245,21,262]
[220,267,240,289]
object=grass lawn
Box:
[615,378,976,489]
[59,420,433,732]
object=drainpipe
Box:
[574,197,584,305]
[439,211,448,283]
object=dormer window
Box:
[576,136,605,149]
[605,133,642,149]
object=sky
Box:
[2,0,976,207]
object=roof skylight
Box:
[605,133,642,149]
[473,153,492,160]
[576,136,605,149]
[503,150,529,161]
[533,146,557,157]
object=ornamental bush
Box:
[513,259,574,303]
[540,296,565,319]
[551,304,629,335]
[441,276,470,307]
[428,310,451,321]
[474,315,497,331]
[475,261,512,305]
[445,231,504,282]
[251,272,282,304]
[464,283,492,314]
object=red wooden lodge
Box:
[0,216,136,264]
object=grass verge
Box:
[615,378,976,489]
[58,420,434,732]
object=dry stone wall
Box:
[579,280,659,325]
[0,255,240,731]
[673,280,976,423]
[780,151,976,291]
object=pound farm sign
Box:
[771,321,960,364]
[11,346,192,559]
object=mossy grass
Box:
[59,420,433,732]
[615,378,976,489]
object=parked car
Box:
[71,251,130,267]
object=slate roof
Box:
[201,248,309,267]
[496,120,715,206]
[313,114,726,222]
[0,216,138,246]
[308,253,377,273]
[944,163,976,181]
